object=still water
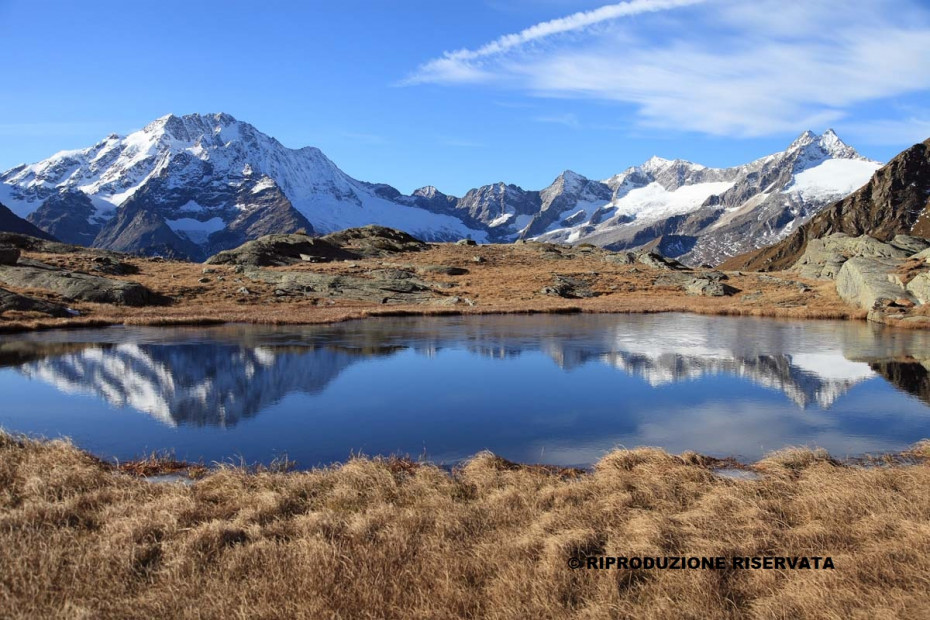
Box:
[1,313,929,467]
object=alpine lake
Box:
[2,313,929,468]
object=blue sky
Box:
[1,0,928,195]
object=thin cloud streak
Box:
[405,0,930,138]
[404,0,705,85]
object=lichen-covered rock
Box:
[206,235,353,267]
[604,252,636,265]
[0,287,71,317]
[0,264,156,306]
[685,277,737,297]
[891,235,930,255]
[541,275,595,298]
[245,269,435,305]
[836,257,914,309]
[906,272,930,304]
[792,233,909,280]
[321,226,428,257]
[636,252,688,271]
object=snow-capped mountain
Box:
[531,130,882,264]
[0,114,880,264]
[0,113,488,260]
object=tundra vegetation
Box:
[2,433,930,618]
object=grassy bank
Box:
[2,433,930,618]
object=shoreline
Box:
[0,301,868,336]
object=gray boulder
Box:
[604,252,636,265]
[835,257,915,309]
[906,273,930,304]
[685,277,737,297]
[637,252,688,271]
[206,234,353,267]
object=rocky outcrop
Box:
[320,226,428,257]
[792,233,910,280]
[244,269,436,305]
[906,273,930,304]
[637,252,689,271]
[835,257,914,310]
[685,276,737,297]
[206,234,353,267]
[0,287,71,317]
[0,263,157,306]
[206,226,428,267]
[541,275,596,299]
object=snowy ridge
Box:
[0,113,487,258]
[0,117,880,264]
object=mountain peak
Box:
[785,129,863,161]
[788,130,818,150]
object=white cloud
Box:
[406,0,930,138]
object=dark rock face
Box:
[93,202,203,261]
[26,189,101,245]
[725,138,930,272]
[0,247,20,265]
[205,183,313,255]
[0,287,71,317]
[0,201,57,241]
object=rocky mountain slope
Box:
[0,114,881,264]
[0,201,56,241]
[0,114,487,261]
[723,138,930,272]
[530,131,880,265]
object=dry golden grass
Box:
[0,243,866,333]
[2,432,930,619]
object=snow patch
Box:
[166,217,226,243]
[787,159,880,200]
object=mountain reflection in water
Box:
[1,314,929,466]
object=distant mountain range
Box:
[723,137,930,271]
[0,113,884,263]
